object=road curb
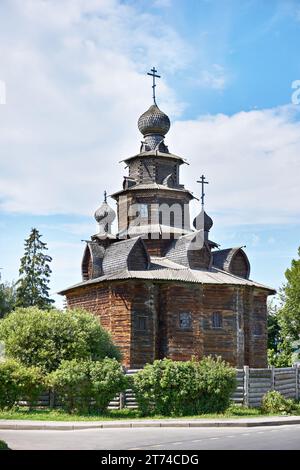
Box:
[0,417,300,431]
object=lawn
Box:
[0,405,284,422]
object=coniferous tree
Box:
[15,228,54,309]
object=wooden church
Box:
[59,69,275,368]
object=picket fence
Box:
[23,365,300,410]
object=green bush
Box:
[195,356,237,413]
[47,358,128,414]
[132,356,236,416]
[0,360,44,409]
[0,307,121,373]
[89,359,128,412]
[261,390,296,415]
[0,440,9,450]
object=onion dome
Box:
[94,191,116,234]
[138,104,170,137]
[193,209,213,232]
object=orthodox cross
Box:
[147,67,161,104]
[104,190,107,203]
[197,175,209,207]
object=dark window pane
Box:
[179,312,192,329]
[212,312,222,328]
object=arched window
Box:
[212,312,223,328]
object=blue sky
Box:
[0,0,299,307]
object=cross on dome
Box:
[147,67,161,104]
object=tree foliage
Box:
[0,307,121,373]
[267,247,300,367]
[267,300,292,367]
[278,247,300,342]
[15,228,54,309]
[0,281,16,318]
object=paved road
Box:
[0,425,300,450]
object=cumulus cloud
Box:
[169,105,300,225]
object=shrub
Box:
[132,356,236,416]
[89,359,128,412]
[0,360,44,409]
[261,390,296,415]
[47,358,128,414]
[0,307,121,373]
[194,356,237,413]
[0,440,9,450]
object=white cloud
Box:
[170,105,300,225]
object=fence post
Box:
[119,392,125,410]
[49,390,55,409]
[243,365,249,407]
[271,366,275,391]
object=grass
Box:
[0,404,289,422]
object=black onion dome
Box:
[94,201,116,225]
[193,209,213,232]
[138,104,170,136]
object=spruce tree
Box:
[16,228,54,309]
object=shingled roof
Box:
[212,247,250,279]
[59,251,275,295]
[102,237,150,275]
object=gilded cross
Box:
[197,175,209,207]
[147,67,161,104]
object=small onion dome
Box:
[94,201,116,226]
[138,104,170,137]
[193,209,213,232]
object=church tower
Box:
[111,68,194,256]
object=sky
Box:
[0,0,299,307]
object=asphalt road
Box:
[0,425,300,450]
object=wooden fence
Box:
[115,366,300,410]
[20,365,300,410]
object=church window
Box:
[136,316,147,331]
[179,312,192,330]
[212,312,223,328]
[253,323,263,336]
